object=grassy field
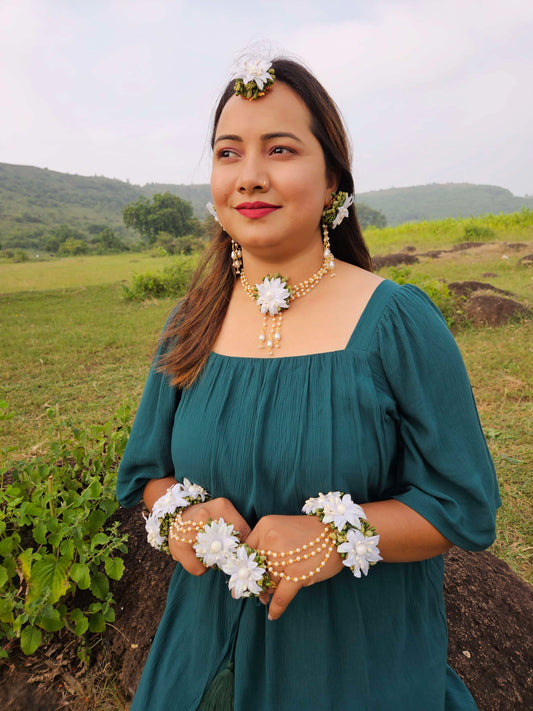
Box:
[1,216,532,582]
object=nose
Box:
[236,155,269,193]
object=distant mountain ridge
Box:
[1,162,532,249]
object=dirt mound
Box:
[2,506,532,710]
[448,281,513,298]
[519,253,533,265]
[465,294,531,327]
[372,252,418,269]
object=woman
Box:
[117,55,499,710]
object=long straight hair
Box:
[158,58,372,387]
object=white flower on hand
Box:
[180,478,208,502]
[255,276,291,316]
[320,493,366,531]
[144,513,164,549]
[222,546,266,598]
[152,487,188,518]
[232,56,273,90]
[331,194,353,229]
[193,519,239,568]
[337,528,382,578]
[302,491,341,516]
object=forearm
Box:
[361,499,453,562]
[143,476,178,512]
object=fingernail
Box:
[268,613,273,621]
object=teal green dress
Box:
[117,280,500,711]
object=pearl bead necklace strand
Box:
[239,223,335,355]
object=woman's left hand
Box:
[246,515,344,620]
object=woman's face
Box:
[211,81,336,259]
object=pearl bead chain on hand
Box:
[257,525,336,584]
[170,511,335,584]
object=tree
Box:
[355,203,387,229]
[58,237,88,256]
[44,224,87,253]
[122,192,200,243]
[92,227,128,253]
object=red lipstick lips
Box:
[235,202,280,219]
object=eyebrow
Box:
[214,131,303,145]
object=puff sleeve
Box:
[375,284,500,550]
[116,355,181,508]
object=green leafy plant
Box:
[387,266,469,330]
[0,404,132,658]
[122,255,197,301]
[462,224,496,242]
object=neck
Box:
[240,237,324,284]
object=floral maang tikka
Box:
[231,53,276,100]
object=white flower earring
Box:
[321,191,354,229]
[206,202,221,225]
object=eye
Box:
[216,147,239,159]
[270,146,294,155]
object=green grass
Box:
[1,215,532,583]
[0,283,174,461]
[365,208,533,253]
[0,252,178,293]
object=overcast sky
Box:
[1,0,531,196]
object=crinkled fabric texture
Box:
[117,280,499,711]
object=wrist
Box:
[302,491,382,578]
[144,478,211,554]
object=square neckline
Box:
[210,279,398,362]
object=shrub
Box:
[387,267,469,330]
[122,255,198,301]
[0,404,132,659]
[462,224,496,242]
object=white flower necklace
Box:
[240,225,335,355]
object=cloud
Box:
[0,0,531,194]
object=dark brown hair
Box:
[158,58,372,387]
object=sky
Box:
[0,0,532,196]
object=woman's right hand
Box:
[168,498,251,575]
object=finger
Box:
[168,538,208,576]
[213,498,251,541]
[187,500,251,543]
[259,590,271,606]
[267,580,301,621]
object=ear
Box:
[325,171,339,204]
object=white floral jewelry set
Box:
[145,479,382,599]
[206,52,355,355]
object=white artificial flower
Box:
[180,478,208,502]
[144,513,164,549]
[194,519,239,568]
[302,491,342,515]
[232,56,273,90]
[222,546,265,598]
[331,194,354,229]
[255,276,291,316]
[206,202,221,225]
[321,493,365,531]
[337,528,382,578]
[152,487,188,518]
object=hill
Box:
[1,161,532,248]
[358,183,533,225]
